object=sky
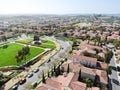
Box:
[0,0,119,15]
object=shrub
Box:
[117,66,120,72]
[2,45,8,49]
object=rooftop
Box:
[81,66,96,76]
[71,81,87,90]
[69,54,97,62]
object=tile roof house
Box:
[97,61,108,70]
[70,81,87,90]
[68,54,97,67]
[37,83,58,90]
[38,72,87,90]
[61,60,82,73]
[87,87,100,90]
[81,66,96,81]
[61,60,108,86]
[95,69,108,85]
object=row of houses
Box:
[37,58,107,90]
[61,60,108,86]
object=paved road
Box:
[109,50,120,90]
[17,36,71,90]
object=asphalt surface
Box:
[109,50,120,90]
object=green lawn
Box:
[73,23,91,27]
[40,40,56,49]
[0,43,45,67]
[16,38,33,43]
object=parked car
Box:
[33,68,39,73]
[27,72,33,78]
[112,79,120,85]
[11,85,18,90]
[19,78,26,85]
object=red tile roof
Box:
[97,61,108,69]
[37,83,58,90]
[87,87,100,90]
[96,69,108,85]
[61,60,81,72]
[69,54,97,62]
[71,81,86,90]
[81,66,96,76]
[46,72,79,90]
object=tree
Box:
[106,66,112,74]
[67,64,70,73]
[47,71,50,78]
[93,38,97,46]
[57,65,61,76]
[42,71,46,83]
[97,36,101,46]
[53,64,56,73]
[51,70,54,76]
[78,69,81,81]
[105,36,108,44]
[105,51,113,63]
[34,35,39,41]
[94,75,99,86]
[86,35,90,44]
[113,39,120,48]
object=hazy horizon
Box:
[0,0,119,15]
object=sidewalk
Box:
[3,39,60,90]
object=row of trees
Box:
[41,64,62,83]
[15,46,30,62]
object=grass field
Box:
[16,38,33,43]
[73,23,91,27]
[40,40,56,49]
[0,43,45,67]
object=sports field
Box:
[0,43,45,67]
[16,38,33,43]
[40,40,56,49]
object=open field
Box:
[73,23,91,27]
[16,38,33,43]
[0,43,45,67]
[40,40,56,49]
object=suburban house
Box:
[81,66,96,81]
[61,60,82,73]
[62,60,108,86]
[68,54,97,67]
[37,72,87,90]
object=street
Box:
[109,50,120,90]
